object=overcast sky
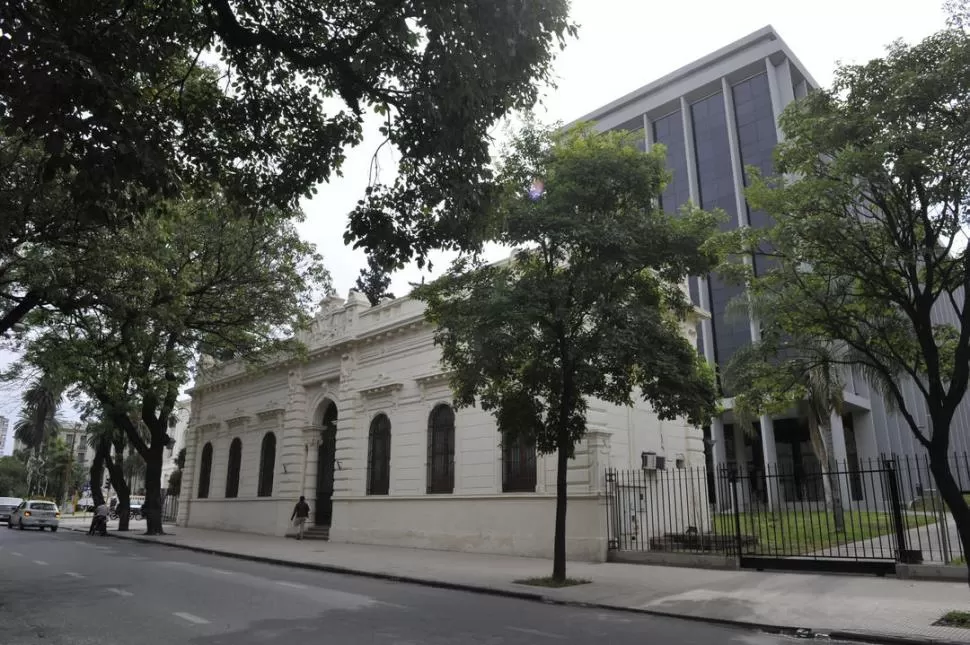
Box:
[0,0,950,453]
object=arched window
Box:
[427,404,455,494]
[257,432,276,497]
[197,442,213,499]
[225,438,242,498]
[502,432,537,493]
[367,414,391,495]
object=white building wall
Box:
[178,291,706,561]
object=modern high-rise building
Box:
[572,25,970,507]
[0,415,8,454]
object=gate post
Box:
[884,459,909,563]
[730,469,743,563]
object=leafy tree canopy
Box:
[0,1,576,333]
[355,255,395,306]
[6,190,330,533]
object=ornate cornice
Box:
[359,382,404,399]
[226,415,250,429]
[197,422,221,435]
[256,408,285,423]
[415,370,453,387]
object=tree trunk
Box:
[819,423,846,533]
[928,448,970,587]
[144,440,165,535]
[89,449,106,507]
[105,453,130,532]
[553,437,569,582]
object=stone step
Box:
[301,525,330,541]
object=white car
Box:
[7,500,60,531]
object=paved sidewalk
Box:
[59,518,970,644]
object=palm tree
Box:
[13,375,64,452]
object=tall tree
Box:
[416,123,719,582]
[0,2,576,334]
[355,256,395,306]
[12,375,63,452]
[713,27,970,582]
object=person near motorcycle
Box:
[89,501,109,535]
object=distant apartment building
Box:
[61,422,92,471]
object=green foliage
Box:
[0,456,26,498]
[175,447,187,471]
[0,1,577,333]
[11,375,64,451]
[355,256,395,306]
[418,122,719,454]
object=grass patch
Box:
[937,611,970,628]
[514,577,591,588]
[712,510,935,555]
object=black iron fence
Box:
[606,452,970,573]
[161,495,179,523]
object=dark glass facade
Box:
[626,75,783,396]
[690,92,749,385]
[652,111,698,305]
[652,111,691,215]
[732,73,779,276]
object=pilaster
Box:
[277,368,308,500]
[176,425,197,526]
[585,431,612,495]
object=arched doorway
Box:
[316,401,338,526]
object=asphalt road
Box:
[1,527,839,645]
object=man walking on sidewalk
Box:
[291,496,310,540]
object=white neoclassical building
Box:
[176,290,708,561]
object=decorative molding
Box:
[415,369,454,401]
[197,422,221,435]
[301,371,340,387]
[257,408,285,423]
[414,370,453,387]
[226,415,250,429]
[358,382,404,399]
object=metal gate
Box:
[725,461,906,576]
[604,458,939,576]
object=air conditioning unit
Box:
[641,451,657,471]
[655,455,667,471]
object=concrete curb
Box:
[62,526,968,645]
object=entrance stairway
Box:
[302,525,330,541]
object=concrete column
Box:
[680,97,699,205]
[760,415,780,508]
[765,57,795,143]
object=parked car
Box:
[0,497,23,523]
[7,500,60,531]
